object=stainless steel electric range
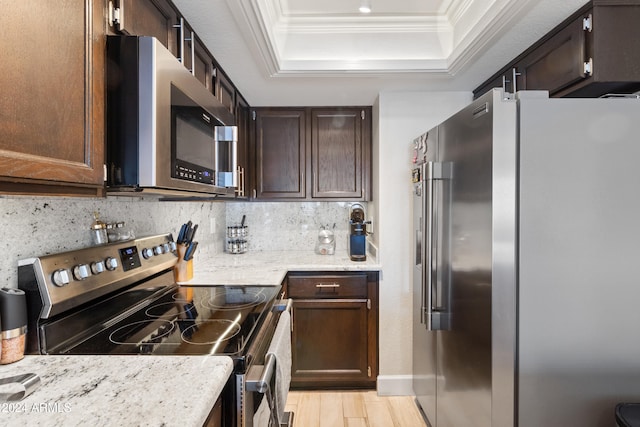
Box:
[17,234,291,427]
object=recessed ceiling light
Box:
[359,0,371,14]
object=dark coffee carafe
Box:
[349,204,369,261]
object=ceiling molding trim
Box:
[447,0,478,26]
[446,0,539,75]
[226,0,540,77]
[277,58,451,74]
[225,0,281,76]
[275,16,450,35]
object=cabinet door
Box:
[213,67,236,115]
[311,108,371,199]
[113,0,179,55]
[518,14,587,94]
[291,299,371,387]
[254,109,307,199]
[0,0,105,195]
[191,36,214,92]
[234,94,250,198]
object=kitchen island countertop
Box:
[0,355,233,427]
[183,250,382,286]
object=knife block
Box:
[174,244,193,282]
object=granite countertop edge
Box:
[0,355,233,427]
[183,250,382,286]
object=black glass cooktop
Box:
[41,280,281,358]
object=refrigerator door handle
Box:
[424,165,435,329]
[425,161,453,331]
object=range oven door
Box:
[242,299,294,427]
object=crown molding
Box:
[225,0,538,77]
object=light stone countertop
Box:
[0,355,233,427]
[183,250,382,286]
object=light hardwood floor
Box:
[285,390,428,427]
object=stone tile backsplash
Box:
[0,196,367,287]
[226,201,367,252]
[0,196,225,288]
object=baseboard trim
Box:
[376,375,414,396]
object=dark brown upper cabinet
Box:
[213,67,237,116]
[109,0,242,120]
[0,0,106,196]
[253,109,308,199]
[474,0,640,99]
[252,107,372,201]
[108,0,179,54]
[234,94,251,199]
[311,109,370,199]
[191,35,214,92]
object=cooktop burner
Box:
[180,320,241,345]
[109,320,175,345]
[46,282,281,357]
[201,288,268,310]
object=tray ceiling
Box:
[174,0,588,105]
[226,0,543,75]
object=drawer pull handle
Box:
[316,283,340,288]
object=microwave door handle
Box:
[213,134,219,186]
[190,30,195,75]
[231,134,238,188]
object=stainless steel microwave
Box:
[106,36,237,196]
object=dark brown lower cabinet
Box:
[287,272,378,389]
[203,395,222,427]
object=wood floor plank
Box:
[362,390,383,402]
[286,391,301,405]
[345,418,368,427]
[320,392,345,427]
[388,396,427,427]
[343,392,366,418]
[295,392,322,427]
[285,390,427,427]
[365,400,396,427]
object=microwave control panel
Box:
[173,162,215,185]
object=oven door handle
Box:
[246,296,292,393]
[273,297,293,314]
[246,353,276,394]
[245,354,294,427]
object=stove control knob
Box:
[73,264,91,281]
[52,269,70,287]
[142,248,154,259]
[162,243,171,253]
[169,241,177,252]
[91,260,105,275]
[153,245,164,255]
[105,257,119,271]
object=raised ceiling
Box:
[173,0,588,105]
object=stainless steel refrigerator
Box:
[411,89,640,427]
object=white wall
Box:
[373,91,472,395]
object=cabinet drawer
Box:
[288,274,367,298]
